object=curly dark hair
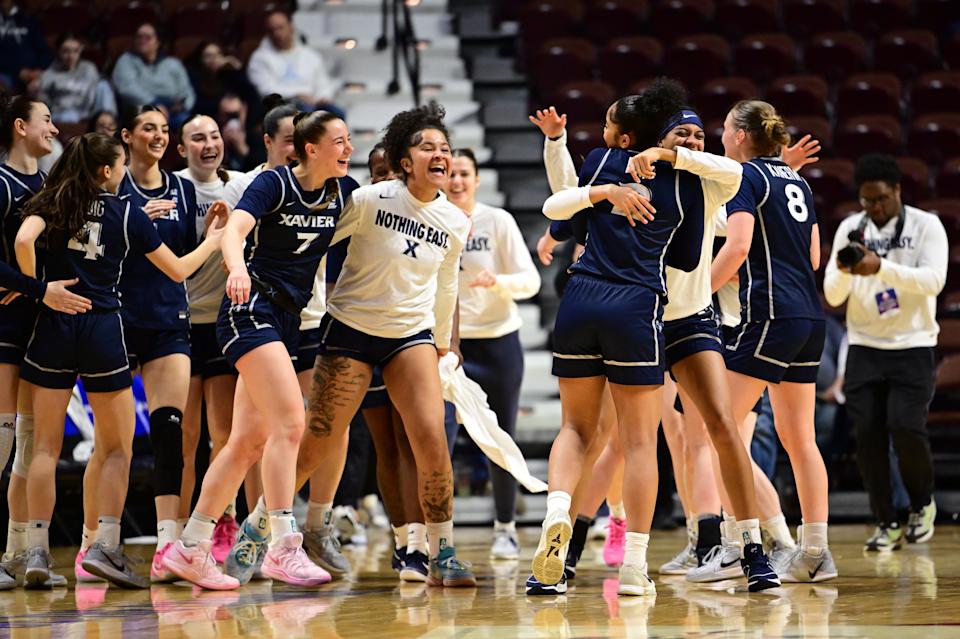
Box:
[854,153,901,188]
[381,102,450,179]
[610,78,688,150]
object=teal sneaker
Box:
[224,521,269,585]
[426,547,476,587]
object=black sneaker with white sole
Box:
[525,573,567,596]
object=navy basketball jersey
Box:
[235,165,359,311]
[726,157,822,321]
[43,192,162,311]
[117,171,199,329]
[570,147,705,294]
[0,163,45,274]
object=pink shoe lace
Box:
[603,517,627,567]
[211,516,240,564]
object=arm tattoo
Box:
[421,470,453,521]
[308,356,366,438]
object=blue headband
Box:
[659,110,704,141]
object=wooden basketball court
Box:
[0,524,957,638]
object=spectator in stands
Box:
[824,153,948,552]
[87,110,118,137]
[40,34,117,124]
[815,313,847,453]
[216,93,256,171]
[246,9,344,118]
[0,0,51,93]
[188,41,259,121]
[111,22,195,128]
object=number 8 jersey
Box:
[726,156,822,322]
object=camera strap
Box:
[857,206,906,258]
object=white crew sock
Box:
[494,520,516,533]
[393,524,409,549]
[7,520,28,554]
[762,514,796,548]
[182,512,217,546]
[407,523,427,555]
[80,525,96,552]
[736,518,763,547]
[622,532,650,568]
[27,520,49,551]
[801,522,829,553]
[96,516,121,549]
[248,496,271,536]
[268,509,297,550]
[157,519,178,549]
[546,491,572,517]
[426,520,453,558]
[306,501,333,531]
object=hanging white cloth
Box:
[438,352,547,493]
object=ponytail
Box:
[729,100,791,157]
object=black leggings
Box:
[459,331,525,524]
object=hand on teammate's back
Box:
[42,279,93,314]
[605,184,656,227]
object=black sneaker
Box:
[525,573,567,596]
[82,541,150,589]
[741,543,781,592]
[392,545,407,572]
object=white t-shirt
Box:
[174,168,243,324]
[824,205,948,349]
[326,179,470,349]
[223,163,328,329]
[459,202,541,339]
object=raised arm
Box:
[146,220,224,283]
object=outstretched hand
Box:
[781,134,821,172]
[529,107,567,139]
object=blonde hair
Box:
[729,100,791,157]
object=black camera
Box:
[837,230,865,268]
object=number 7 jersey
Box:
[726,156,822,322]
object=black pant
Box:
[844,346,935,524]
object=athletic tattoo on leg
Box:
[422,470,453,521]
[308,356,366,438]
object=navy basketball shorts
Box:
[724,318,824,384]
[0,298,39,365]
[663,306,724,372]
[361,367,389,409]
[552,274,665,386]
[190,323,236,379]
[216,292,302,368]
[318,314,435,367]
[295,327,323,374]
[20,310,132,392]
[124,322,191,370]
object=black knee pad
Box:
[149,407,184,497]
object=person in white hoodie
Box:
[246,9,344,119]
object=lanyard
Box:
[857,207,906,258]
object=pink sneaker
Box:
[261,533,332,586]
[603,517,627,567]
[211,515,240,564]
[151,542,178,583]
[75,548,104,583]
[162,539,240,591]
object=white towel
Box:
[438,353,547,493]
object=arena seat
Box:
[171,4,229,40]
[767,75,829,118]
[694,77,758,123]
[598,37,664,93]
[895,156,932,203]
[782,0,846,39]
[803,159,855,212]
[936,320,960,355]
[908,114,960,165]
[551,81,616,123]
[873,30,940,80]
[835,73,902,121]
[532,38,596,100]
[786,116,833,153]
[834,115,903,160]
[937,158,960,199]
[849,0,912,37]
[920,199,960,227]
[584,0,647,44]
[914,0,960,33]
[650,0,715,42]
[946,33,960,71]
[803,31,867,83]
[715,0,780,40]
[665,34,730,89]
[106,2,162,40]
[912,73,960,118]
[566,122,604,163]
[39,2,95,48]
[733,33,798,83]
[519,0,584,55]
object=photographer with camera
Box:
[824,154,948,552]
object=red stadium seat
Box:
[803,159,855,212]
[106,2,162,39]
[666,35,730,89]
[694,77,758,123]
[567,122,604,163]
[835,73,902,121]
[895,157,931,203]
[585,0,647,44]
[519,1,584,55]
[873,30,940,80]
[650,0,716,41]
[937,157,960,199]
[237,37,261,64]
[704,117,724,154]
[915,0,960,33]
[39,2,95,48]
[552,81,616,123]
[834,115,902,160]
[786,116,833,153]
[766,75,828,118]
[912,72,960,118]
[921,199,960,232]
[171,4,229,40]
[172,36,207,60]
[850,0,912,37]
[803,31,867,83]
[599,37,664,93]
[947,33,960,71]
[733,33,798,84]
[715,0,780,40]
[782,0,846,39]
[626,78,658,94]
[908,114,960,165]
[532,38,597,100]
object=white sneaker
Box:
[333,506,368,546]
[589,515,609,540]
[532,510,572,586]
[658,542,698,575]
[685,541,742,583]
[618,563,656,596]
[490,528,520,560]
[360,494,390,530]
[775,547,838,583]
